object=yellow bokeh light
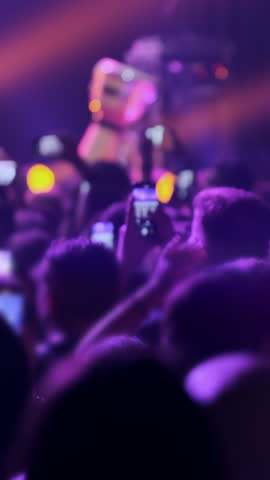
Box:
[27,164,55,194]
[156,172,176,204]
[89,99,102,113]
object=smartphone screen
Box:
[0,292,24,333]
[0,251,14,277]
[91,222,114,249]
[132,183,159,237]
[0,160,17,186]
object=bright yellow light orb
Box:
[156,172,176,204]
[27,164,55,194]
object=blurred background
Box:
[0,0,269,162]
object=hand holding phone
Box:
[132,183,159,238]
[118,188,175,280]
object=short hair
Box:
[191,187,270,263]
[87,162,131,214]
[40,238,120,335]
[164,259,270,370]
[27,337,222,480]
[28,194,63,235]
[15,210,48,232]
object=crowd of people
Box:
[1,151,270,480]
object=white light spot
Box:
[38,135,64,157]
[80,181,91,194]
[121,68,135,82]
[0,161,17,186]
[145,125,165,146]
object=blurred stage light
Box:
[89,99,102,113]
[168,60,184,74]
[145,125,165,146]
[38,135,65,157]
[121,68,135,82]
[0,160,17,186]
[27,164,55,194]
[214,64,229,81]
[156,171,176,203]
[80,180,91,194]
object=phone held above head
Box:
[132,182,159,238]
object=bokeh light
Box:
[214,65,229,81]
[145,125,165,146]
[156,172,176,203]
[168,60,184,74]
[121,68,135,82]
[27,164,55,194]
[0,161,17,186]
[89,99,102,113]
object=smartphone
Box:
[91,222,114,249]
[132,183,159,237]
[0,160,17,186]
[36,135,65,157]
[0,291,25,333]
[0,251,14,277]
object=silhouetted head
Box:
[10,229,51,278]
[15,210,48,232]
[27,337,222,480]
[26,193,64,236]
[87,162,131,215]
[39,238,120,338]
[191,187,270,263]
[186,353,270,480]
[164,259,270,371]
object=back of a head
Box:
[41,238,120,336]
[27,337,222,480]
[0,314,29,472]
[191,187,270,263]
[87,162,131,214]
[164,259,270,370]
[186,353,270,480]
[27,194,64,235]
[28,193,63,220]
[15,210,48,233]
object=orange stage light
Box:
[156,172,176,203]
[89,99,102,113]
